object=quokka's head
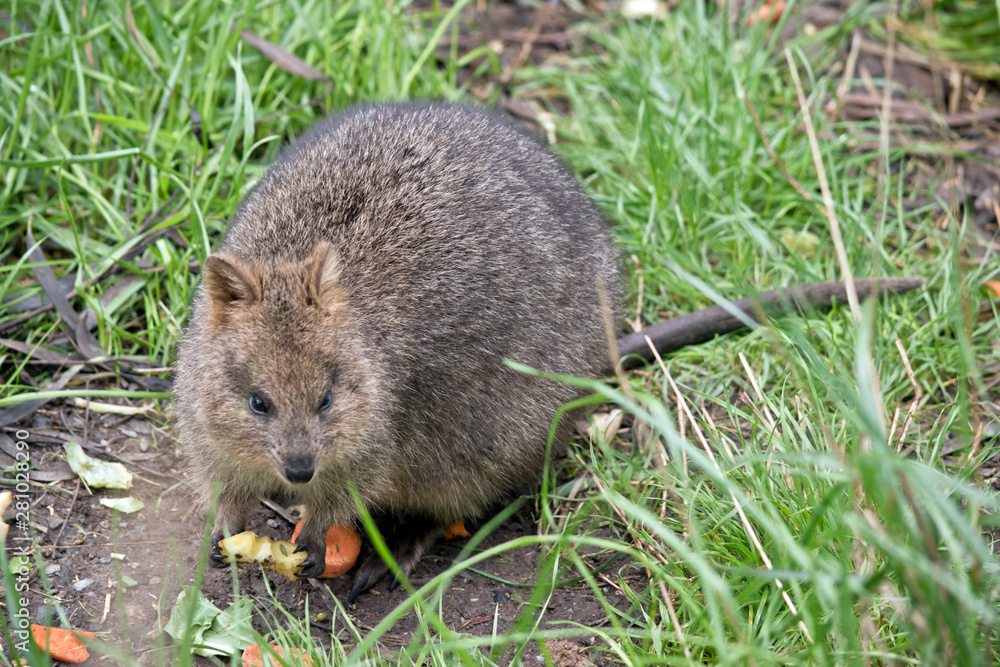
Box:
[193,241,377,485]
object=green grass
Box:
[891,0,1000,78]
[2,0,998,664]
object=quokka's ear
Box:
[203,253,259,311]
[307,241,342,308]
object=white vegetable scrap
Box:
[0,490,10,541]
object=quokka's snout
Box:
[283,457,315,484]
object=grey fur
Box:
[174,103,622,592]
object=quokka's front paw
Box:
[209,533,230,569]
[292,532,327,579]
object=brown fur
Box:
[173,102,622,596]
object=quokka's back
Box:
[174,102,622,596]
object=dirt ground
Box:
[3,0,1000,664]
[3,407,641,665]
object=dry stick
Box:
[555,472,589,531]
[597,275,632,404]
[856,36,962,72]
[735,356,777,478]
[873,0,900,281]
[591,471,692,659]
[965,420,986,469]
[834,31,863,113]
[44,479,81,557]
[744,96,814,202]
[633,354,669,484]
[596,571,624,594]
[656,578,689,659]
[499,21,541,86]
[919,0,945,113]
[910,0,960,223]
[893,337,922,452]
[587,436,690,656]
[833,35,907,626]
[737,355,799,491]
[839,94,1000,126]
[650,340,690,507]
[639,346,684,529]
[652,341,814,644]
[81,0,103,148]
[738,353,776,432]
[650,419,671,522]
[947,67,962,116]
[498,29,571,48]
[101,590,112,625]
[630,254,645,333]
[888,407,902,452]
[125,100,171,229]
[261,498,299,526]
[784,49,861,324]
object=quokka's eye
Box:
[248,392,269,415]
[319,390,333,412]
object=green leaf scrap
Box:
[164,587,256,657]
[99,497,145,513]
[64,442,133,490]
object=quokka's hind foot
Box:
[348,515,447,604]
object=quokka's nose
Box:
[284,458,315,483]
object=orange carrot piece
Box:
[444,520,470,540]
[29,625,97,663]
[291,522,361,578]
[747,0,785,24]
[241,644,313,666]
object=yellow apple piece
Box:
[217,531,306,581]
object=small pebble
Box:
[127,419,152,434]
[73,578,95,592]
[35,605,57,624]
